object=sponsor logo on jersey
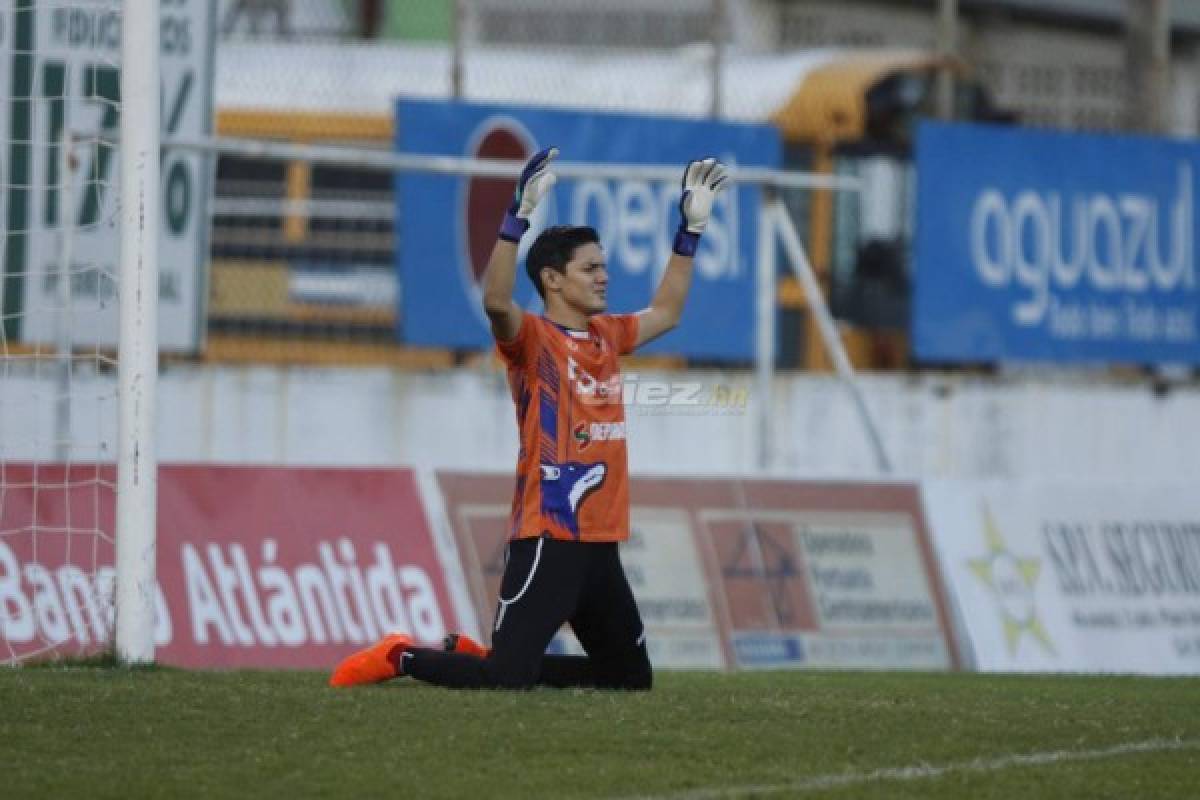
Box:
[539,461,608,537]
[573,421,626,451]
[567,355,621,403]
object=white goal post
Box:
[114,0,160,665]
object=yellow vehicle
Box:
[771,50,1010,369]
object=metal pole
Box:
[452,0,466,99]
[770,204,893,474]
[1126,0,1172,133]
[755,191,779,471]
[162,135,863,191]
[115,0,161,665]
[54,131,76,463]
[936,0,958,120]
[710,0,725,119]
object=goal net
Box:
[0,0,189,666]
[1,0,121,666]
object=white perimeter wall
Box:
[3,364,1199,481]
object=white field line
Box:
[622,737,1200,800]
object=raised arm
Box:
[635,158,730,348]
[481,147,558,342]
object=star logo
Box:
[968,503,1055,656]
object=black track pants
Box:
[405,535,652,690]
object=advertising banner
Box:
[0,464,120,663]
[0,465,463,668]
[395,99,780,361]
[923,480,1200,674]
[913,121,1200,365]
[0,0,215,351]
[436,472,958,671]
[699,481,957,670]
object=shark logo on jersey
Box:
[539,461,607,537]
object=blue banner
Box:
[914,121,1200,365]
[395,99,780,360]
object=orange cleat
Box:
[329,633,412,687]
[443,632,491,659]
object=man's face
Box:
[548,242,608,315]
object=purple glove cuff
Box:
[499,212,530,243]
[672,229,701,257]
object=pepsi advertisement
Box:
[914,121,1200,365]
[395,99,781,360]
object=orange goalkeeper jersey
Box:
[496,313,638,543]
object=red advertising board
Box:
[437,472,961,670]
[1,465,461,668]
[0,464,117,664]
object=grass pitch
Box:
[1,666,1197,799]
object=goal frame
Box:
[114,0,160,665]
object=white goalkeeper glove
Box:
[499,146,559,242]
[674,157,730,257]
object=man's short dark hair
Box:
[525,226,600,299]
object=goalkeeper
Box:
[331,148,729,690]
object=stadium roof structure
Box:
[962,0,1200,34]
[217,43,931,123]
